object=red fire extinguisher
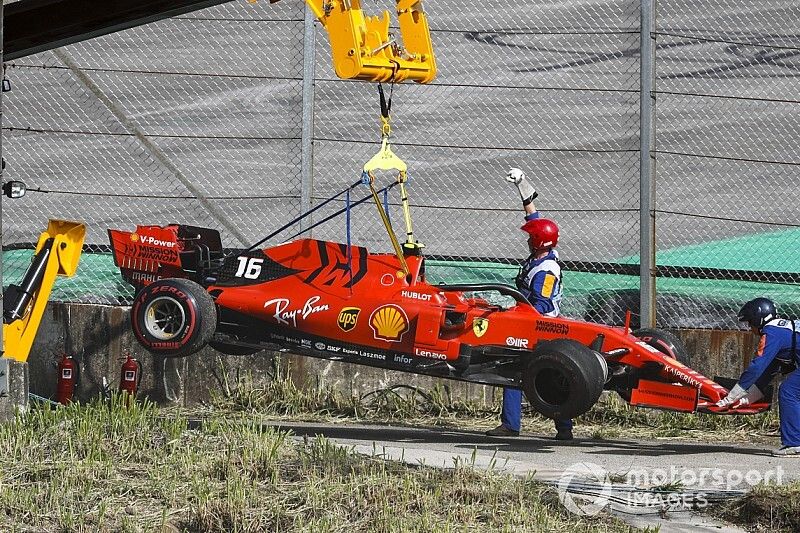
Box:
[56,353,78,405]
[119,354,141,400]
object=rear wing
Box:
[108,224,223,288]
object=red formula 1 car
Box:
[108,223,770,420]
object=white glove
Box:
[715,383,747,408]
[505,167,537,206]
[731,385,764,408]
[732,397,750,408]
[715,397,733,409]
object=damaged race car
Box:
[107,222,769,421]
[109,149,769,421]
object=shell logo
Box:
[369,304,409,342]
[130,233,139,242]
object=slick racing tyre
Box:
[131,278,217,358]
[633,328,689,364]
[522,339,606,420]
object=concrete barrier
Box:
[0,359,29,420]
[28,302,277,406]
[22,302,760,406]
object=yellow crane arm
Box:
[3,219,85,362]
[259,0,436,83]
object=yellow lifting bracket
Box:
[362,86,423,278]
[254,0,436,83]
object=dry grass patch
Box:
[713,481,800,533]
[211,364,780,445]
[0,396,644,532]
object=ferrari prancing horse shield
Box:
[473,317,489,337]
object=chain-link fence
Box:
[2,0,798,329]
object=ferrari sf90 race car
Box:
[108,221,770,421]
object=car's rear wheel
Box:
[522,339,606,420]
[131,278,216,358]
[633,328,689,364]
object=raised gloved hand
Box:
[505,167,537,206]
[715,383,747,409]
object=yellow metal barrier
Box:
[3,219,85,362]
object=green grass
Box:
[0,395,645,532]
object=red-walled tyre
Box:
[522,339,606,420]
[131,278,216,358]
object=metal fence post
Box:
[639,0,656,328]
[0,0,4,356]
[300,4,317,234]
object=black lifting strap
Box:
[377,62,398,125]
[378,83,391,120]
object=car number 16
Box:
[235,256,264,279]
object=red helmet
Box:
[521,218,559,251]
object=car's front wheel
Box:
[131,278,216,358]
[522,339,607,420]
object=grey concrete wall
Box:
[0,360,29,420]
[24,302,760,406]
[28,302,278,406]
[678,328,761,382]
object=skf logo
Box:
[337,307,360,332]
[130,233,139,242]
[473,318,489,338]
[369,305,409,342]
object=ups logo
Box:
[337,307,360,332]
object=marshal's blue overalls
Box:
[737,318,800,447]
[500,212,573,435]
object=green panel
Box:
[621,228,800,272]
